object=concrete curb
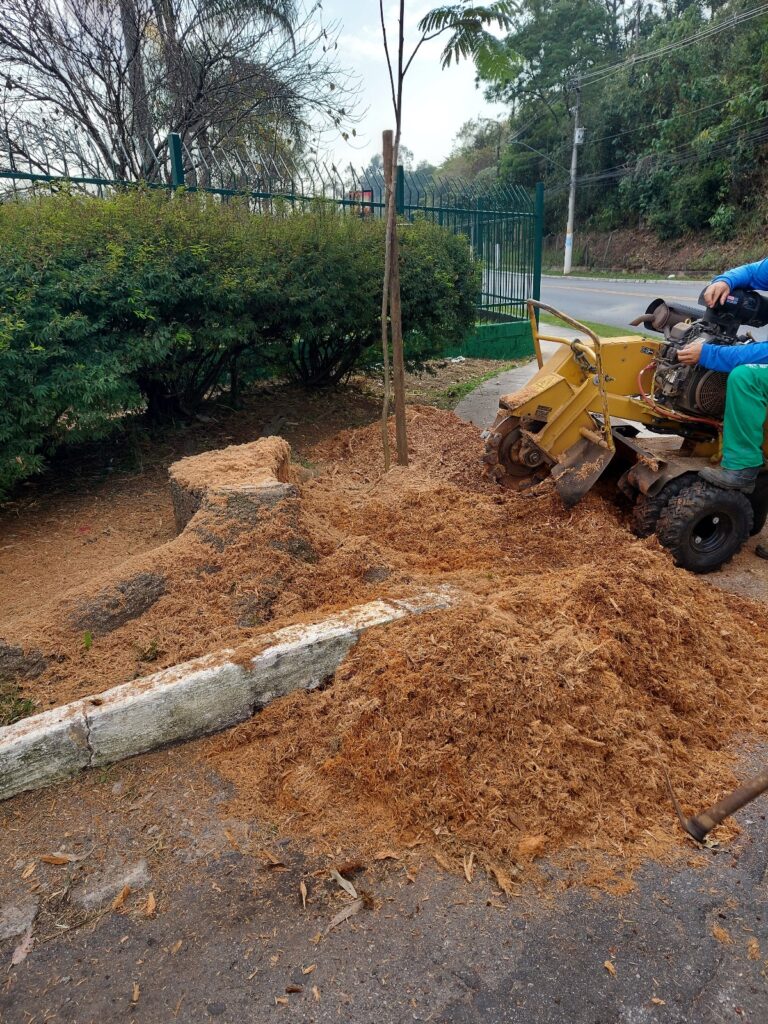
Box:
[0,590,456,802]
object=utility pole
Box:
[563,82,583,276]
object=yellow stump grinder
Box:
[482,290,768,574]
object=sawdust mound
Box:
[10,405,608,707]
[208,409,768,883]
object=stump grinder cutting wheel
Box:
[483,292,768,573]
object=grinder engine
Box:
[633,288,768,421]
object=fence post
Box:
[532,181,544,323]
[169,133,185,189]
[395,164,405,216]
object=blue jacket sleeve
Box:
[714,258,768,292]
[699,341,768,372]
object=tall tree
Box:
[0,0,358,184]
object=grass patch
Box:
[435,361,523,409]
[541,266,704,282]
[538,313,648,338]
[0,684,36,726]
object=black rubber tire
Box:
[630,472,698,539]
[656,480,753,573]
[749,473,768,537]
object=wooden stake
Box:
[380,129,394,470]
[389,159,408,467]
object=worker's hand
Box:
[703,281,731,307]
[678,340,704,365]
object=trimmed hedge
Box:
[0,190,479,497]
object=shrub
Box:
[0,190,479,497]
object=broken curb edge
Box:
[0,588,458,803]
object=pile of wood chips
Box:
[10,405,768,885]
[207,408,768,886]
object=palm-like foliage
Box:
[417,1,516,72]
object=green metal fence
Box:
[0,128,543,360]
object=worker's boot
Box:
[699,465,760,493]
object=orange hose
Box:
[636,361,721,429]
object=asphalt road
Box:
[540,274,709,331]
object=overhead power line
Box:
[574,2,768,88]
[548,117,768,192]
[588,96,735,146]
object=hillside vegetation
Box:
[440,0,768,250]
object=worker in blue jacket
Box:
[678,257,768,492]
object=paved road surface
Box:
[540,274,709,331]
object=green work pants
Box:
[722,363,768,469]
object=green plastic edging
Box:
[441,320,534,361]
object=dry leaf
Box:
[432,851,451,871]
[302,964,317,975]
[170,940,183,954]
[312,985,321,1002]
[274,996,289,1006]
[373,850,399,861]
[21,862,36,880]
[300,880,308,909]
[330,869,358,900]
[748,937,761,960]
[11,922,34,967]
[131,982,140,1004]
[651,997,666,1005]
[325,897,363,935]
[112,884,131,912]
[286,984,303,994]
[463,852,475,884]
[711,923,732,945]
[517,835,547,859]
[144,892,157,918]
[603,960,617,977]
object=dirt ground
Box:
[542,226,767,275]
[5,360,768,1022]
[0,360,502,630]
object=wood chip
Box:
[111,884,131,912]
[312,985,321,1002]
[603,960,616,977]
[650,996,665,1005]
[748,937,761,960]
[131,982,140,1003]
[285,984,303,994]
[302,964,317,975]
[144,892,157,918]
[300,879,308,909]
[10,922,34,967]
[463,852,475,884]
[21,862,36,879]
[489,863,520,896]
[274,996,289,1006]
[516,834,547,859]
[373,850,399,861]
[711,923,732,945]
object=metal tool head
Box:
[663,770,709,844]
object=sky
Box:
[319,0,507,170]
